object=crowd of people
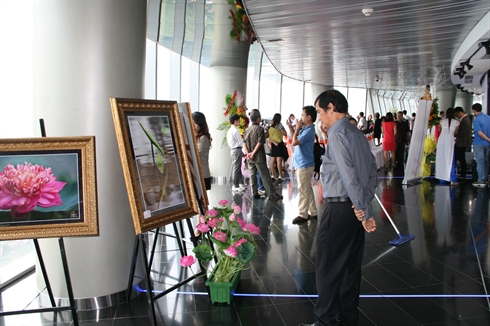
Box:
[188,91,489,326]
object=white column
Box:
[208,0,250,178]
[305,83,331,105]
[33,0,146,299]
[455,92,475,114]
[436,89,457,113]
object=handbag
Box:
[313,135,326,180]
[268,126,283,143]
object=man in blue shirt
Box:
[472,103,490,188]
[299,90,377,326]
[286,105,318,225]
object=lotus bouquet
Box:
[180,199,258,283]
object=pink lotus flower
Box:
[229,213,236,222]
[233,205,241,214]
[180,255,196,267]
[218,199,229,206]
[196,223,210,233]
[243,223,260,235]
[207,217,219,228]
[199,215,206,223]
[236,216,246,228]
[231,202,237,209]
[224,246,237,257]
[0,163,66,218]
[233,238,248,248]
[206,209,218,217]
[213,231,227,242]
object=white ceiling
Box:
[243,0,490,94]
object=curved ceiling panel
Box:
[243,0,490,93]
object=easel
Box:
[0,119,79,325]
[125,200,207,326]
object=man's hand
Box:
[362,217,377,233]
[352,206,365,221]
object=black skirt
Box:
[270,142,285,158]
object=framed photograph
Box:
[110,98,199,234]
[178,102,209,209]
[0,137,98,240]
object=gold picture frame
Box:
[0,137,98,240]
[178,102,209,208]
[110,98,199,234]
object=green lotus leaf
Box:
[193,244,213,262]
[237,242,256,264]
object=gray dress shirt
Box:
[323,117,378,219]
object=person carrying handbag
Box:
[266,113,287,182]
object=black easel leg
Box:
[125,236,140,302]
[178,220,187,256]
[33,239,56,307]
[139,234,157,326]
[148,228,160,270]
[186,218,198,247]
[58,238,79,326]
[172,223,185,257]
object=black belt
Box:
[326,196,350,203]
[232,147,242,150]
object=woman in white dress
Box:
[435,108,459,184]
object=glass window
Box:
[200,65,211,113]
[347,88,367,115]
[336,87,348,99]
[246,43,261,110]
[156,45,171,100]
[181,56,191,103]
[145,40,157,100]
[159,0,176,49]
[369,90,380,117]
[282,76,304,117]
[0,240,35,287]
[259,55,279,119]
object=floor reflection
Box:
[1,172,490,326]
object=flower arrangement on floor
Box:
[180,199,258,283]
[421,134,437,178]
[227,0,255,42]
[427,98,440,129]
[217,90,249,147]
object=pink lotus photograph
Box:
[0,154,80,225]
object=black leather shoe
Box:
[298,323,315,326]
[292,216,308,225]
[269,194,283,200]
[307,214,317,220]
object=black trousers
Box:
[395,141,406,166]
[314,201,365,326]
[454,146,467,177]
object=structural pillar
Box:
[437,89,457,113]
[208,0,250,180]
[32,0,146,305]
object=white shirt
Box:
[358,116,367,130]
[227,125,243,149]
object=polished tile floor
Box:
[1,167,490,326]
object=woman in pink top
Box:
[382,112,397,172]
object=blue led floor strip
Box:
[166,291,490,299]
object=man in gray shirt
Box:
[299,90,377,326]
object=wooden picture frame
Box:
[110,98,199,234]
[178,102,209,209]
[0,137,98,240]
